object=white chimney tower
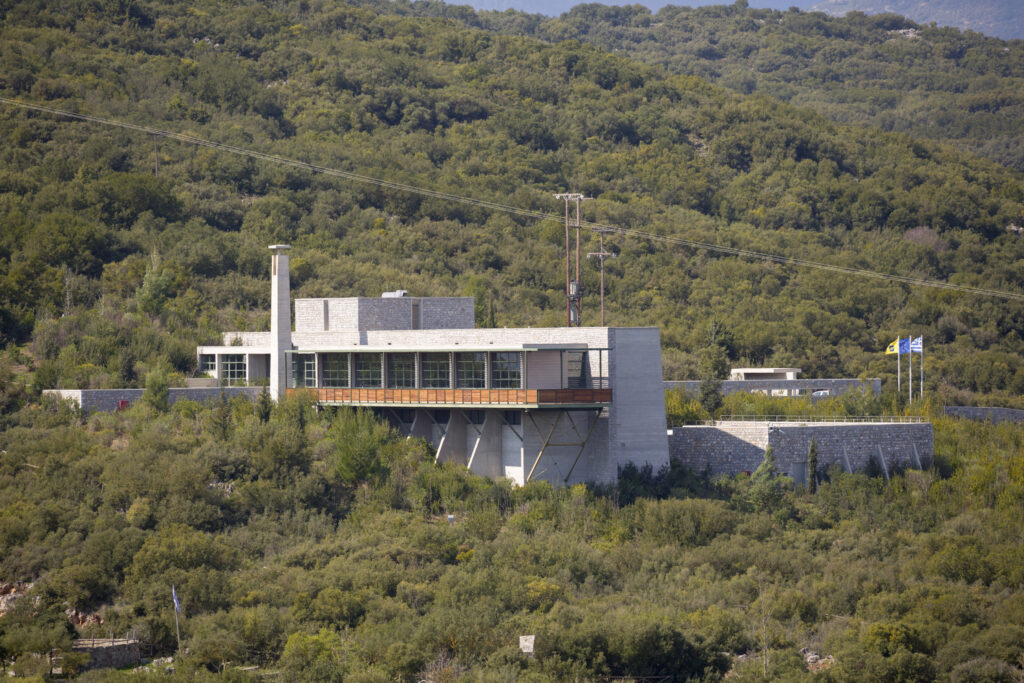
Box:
[269,245,292,401]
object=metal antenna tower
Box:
[554,193,589,326]
[587,227,615,326]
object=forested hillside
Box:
[1,0,1022,411]
[1,1,1024,679]
[0,392,1022,680]
[379,1,1024,171]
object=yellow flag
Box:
[885,338,900,354]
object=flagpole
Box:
[920,345,924,399]
[896,336,901,394]
[908,340,913,404]
[172,585,181,654]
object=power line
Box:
[3,96,1023,303]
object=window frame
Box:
[456,352,487,389]
[420,352,450,388]
[354,353,383,388]
[490,352,522,389]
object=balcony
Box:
[286,387,612,408]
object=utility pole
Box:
[586,228,614,326]
[554,193,589,326]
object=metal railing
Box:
[287,387,612,406]
[706,414,928,424]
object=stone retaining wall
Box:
[669,421,933,483]
[945,406,1024,424]
[73,639,141,670]
[665,378,880,397]
[45,387,263,413]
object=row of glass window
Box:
[199,354,247,385]
[290,352,522,390]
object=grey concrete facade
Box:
[45,388,262,413]
[669,420,933,483]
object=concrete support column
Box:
[269,245,292,402]
[470,410,503,480]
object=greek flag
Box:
[910,336,923,352]
[172,585,181,614]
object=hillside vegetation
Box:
[0,0,1021,411]
[1,1,1023,679]
[379,1,1024,171]
[0,393,1022,680]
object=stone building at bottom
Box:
[196,245,670,487]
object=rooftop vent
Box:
[382,290,408,298]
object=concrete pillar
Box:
[269,245,292,401]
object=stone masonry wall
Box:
[73,640,141,671]
[670,421,933,482]
[945,406,1024,424]
[45,388,262,413]
[221,331,272,346]
[665,378,881,397]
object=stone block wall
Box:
[420,297,474,329]
[945,406,1024,424]
[295,299,329,331]
[73,639,141,670]
[45,388,262,413]
[670,421,933,482]
[221,331,272,346]
[665,378,880,398]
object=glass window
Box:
[456,352,486,388]
[387,353,416,388]
[222,354,246,385]
[354,353,382,388]
[490,352,521,389]
[420,353,450,388]
[567,351,587,389]
[290,354,316,388]
[199,354,216,375]
[322,353,349,388]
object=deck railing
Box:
[287,387,612,406]
[688,414,928,425]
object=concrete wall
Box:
[665,378,881,398]
[45,387,263,413]
[669,421,933,482]
[945,406,1024,424]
